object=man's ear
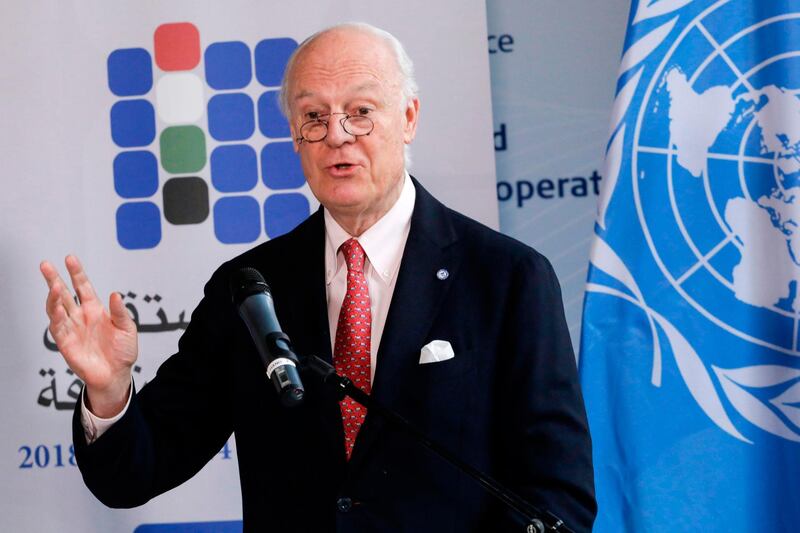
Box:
[403,97,420,144]
[289,119,300,152]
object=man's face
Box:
[287,29,419,224]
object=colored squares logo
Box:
[134,520,242,532]
[156,73,204,124]
[265,194,310,239]
[117,202,161,250]
[211,145,258,192]
[114,151,158,198]
[160,126,206,174]
[262,143,304,189]
[108,49,152,96]
[108,23,309,250]
[214,196,261,244]
[154,23,200,71]
[208,94,255,141]
[163,177,209,225]
[111,100,155,147]
[205,42,251,89]
[255,38,297,86]
[257,90,290,138]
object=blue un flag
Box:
[580,1,800,531]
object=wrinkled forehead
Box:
[287,29,401,105]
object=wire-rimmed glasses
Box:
[295,112,375,144]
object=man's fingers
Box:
[49,303,68,335]
[40,260,63,290]
[45,279,78,318]
[109,291,135,332]
[42,260,78,315]
[45,280,63,318]
[65,255,99,305]
[56,278,79,315]
[47,300,74,352]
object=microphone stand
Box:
[303,354,573,533]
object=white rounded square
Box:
[156,73,204,124]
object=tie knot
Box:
[340,238,366,273]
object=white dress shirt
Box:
[324,171,415,382]
[82,171,415,443]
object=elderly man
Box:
[41,23,595,532]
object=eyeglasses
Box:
[295,112,375,144]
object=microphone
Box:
[230,267,305,407]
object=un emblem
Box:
[590,0,800,443]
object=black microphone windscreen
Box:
[230,267,271,306]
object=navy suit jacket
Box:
[73,178,596,532]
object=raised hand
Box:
[41,255,138,417]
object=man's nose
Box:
[324,116,355,147]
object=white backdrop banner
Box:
[0,1,496,531]
[487,0,630,346]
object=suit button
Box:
[336,497,353,513]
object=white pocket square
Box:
[419,340,455,364]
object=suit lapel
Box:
[280,209,332,365]
[348,178,462,469]
[282,181,465,473]
[272,210,346,464]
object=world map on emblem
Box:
[581,2,800,529]
[633,6,800,356]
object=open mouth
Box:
[334,163,353,170]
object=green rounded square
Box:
[160,126,206,173]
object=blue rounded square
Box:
[254,38,297,87]
[264,193,310,238]
[133,521,242,533]
[214,196,261,244]
[208,93,255,141]
[108,48,152,97]
[257,91,290,138]
[111,100,155,148]
[114,151,158,198]
[116,202,161,250]
[211,145,258,192]
[205,41,252,90]
[261,142,304,190]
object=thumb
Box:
[109,292,136,332]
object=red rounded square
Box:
[154,22,200,71]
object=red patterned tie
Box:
[334,238,372,460]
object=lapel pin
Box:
[436,268,449,280]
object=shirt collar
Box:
[324,171,416,284]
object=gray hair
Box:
[278,22,419,119]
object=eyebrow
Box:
[353,81,381,93]
[294,89,314,103]
[293,82,383,104]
